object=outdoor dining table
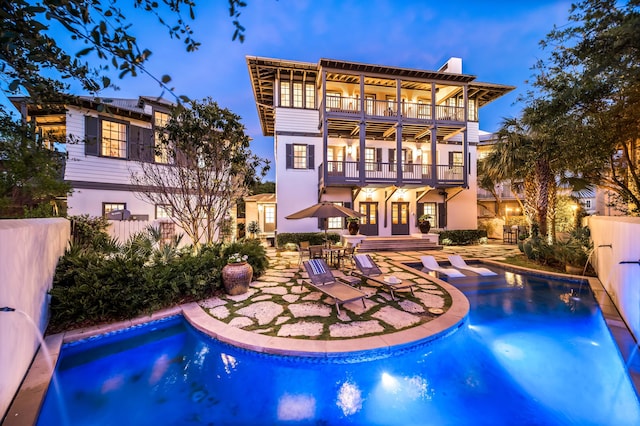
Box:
[322,246,344,267]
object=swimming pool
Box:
[37,265,640,425]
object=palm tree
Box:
[485,116,557,242]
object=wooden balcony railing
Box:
[319,161,464,187]
[324,95,468,121]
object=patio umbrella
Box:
[285,201,363,243]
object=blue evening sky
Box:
[13,1,575,181]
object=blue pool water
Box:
[38,265,640,425]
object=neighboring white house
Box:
[247,56,514,236]
[10,96,184,242]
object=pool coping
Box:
[3,263,469,425]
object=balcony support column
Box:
[463,84,469,189]
[396,123,403,186]
[431,126,437,185]
[358,119,366,186]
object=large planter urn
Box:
[347,221,359,235]
[222,262,253,295]
[418,220,431,234]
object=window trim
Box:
[155,204,173,219]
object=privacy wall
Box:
[587,216,640,341]
[0,218,69,420]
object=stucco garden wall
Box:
[0,218,69,420]
[587,216,640,341]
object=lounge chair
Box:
[352,254,415,300]
[448,255,497,276]
[302,259,366,315]
[420,255,466,278]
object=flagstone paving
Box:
[198,243,521,342]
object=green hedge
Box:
[438,229,488,245]
[276,232,341,247]
[48,231,268,332]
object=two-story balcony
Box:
[318,161,464,189]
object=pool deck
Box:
[6,243,640,425]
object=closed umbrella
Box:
[285,201,363,244]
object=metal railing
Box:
[320,161,463,185]
[324,95,467,122]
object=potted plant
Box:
[222,252,253,295]
[247,221,261,239]
[346,217,360,235]
[418,214,432,234]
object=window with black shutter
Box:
[84,116,99,156]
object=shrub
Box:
[48,229,269,332]
[437,230,487,245]
[276,232,341,247]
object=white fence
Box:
[587,216,640,341]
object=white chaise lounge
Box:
[420,256,465,278]
[448,255,498,276]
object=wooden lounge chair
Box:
[302,259,366,315]
[352,254,415,300]
[448,255,497,276]
[420,255,466,278]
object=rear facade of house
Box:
[247,56,514,237]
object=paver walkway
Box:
[198,243,521,341]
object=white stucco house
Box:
[247,56,514,237]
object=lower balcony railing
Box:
[319,161,464,186]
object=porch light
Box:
[364,188,375,201]
[346,145,353,156]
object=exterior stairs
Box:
[356,236,442,252]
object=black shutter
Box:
[307,144,314,169]
[416,202,424,226]
[344,201,352,228]
[142,128,154,163]
[286,144,293,169]
[448,151,454,167]
[85,116,99,156]
[376,148,382,171]
[438,202,447,228]
[129,125,142,161]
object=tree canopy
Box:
[529,0,640,215]
[0,113,71,217]
[131,98,269,247]
[1,0,247,105]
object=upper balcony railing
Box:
[319,160,464,187]
[324,95,467,122]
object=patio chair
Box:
[352,254,415,300]
[297,241,310,266]
[420,255,466,278]
[337,242,356,267]
[302,259,367,315]
[448,255,498,276]
[308,245,324,259]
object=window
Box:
[264,205,275,224]
[280,81,291,107]
[294,144,307,169]
[450,151,463,167]
[305,83,315,108]
[327,146,344,173]
[365,94,375,115]
[468,99,477,121]
[101,120,127,158]
[293,82,303,108]
[417,202,437,226]
[286,143,314,169]
[365,147,376,171]
[154,111,171,164]
[155,204,173,219]
[103,202,126,216]
[327,202,343,229]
